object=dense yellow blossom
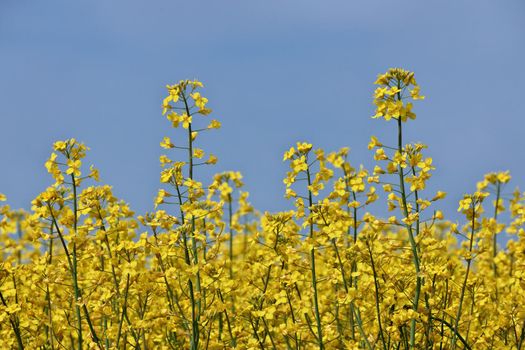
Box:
[0,70,523,350]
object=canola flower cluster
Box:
[1,69,525,349]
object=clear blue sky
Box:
[1,0,524,223]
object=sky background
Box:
[1,0,524,230]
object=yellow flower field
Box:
[1,69,524,349]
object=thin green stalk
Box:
[182,91,201,350]
[433,316,472,350]
[249,316,266,350]
[103,316,109,350]
[262,317,277,349]
[493,182,501,257]
[511,316,519,348]
[423,274,436,349]
[218,289,237,347]
[69,172,85,350]
[451,203,476,350]
[330,233,370,349]
[116,274,134,348]
[330,241,346,344]
[227,197,236,316]
[412,165,435,347]
[492,182,501,304]
[204,316,213,350]
[70,173,101,348]
[439,278,449,350]
[396,114,422,349]
[292,283,318,341]
[284,288,300,349]
[517,319,525,350]
[465,290,475,343]
[48,203,84,349]
[306,166,324,349]
[366,241,387,350]
[353,307,373,350]
[45,221,55,349]
[348,187,360,339]
[151,227,190,334]
[46,284,55,350]
[0,290,24,350]
[253,232,280,333]
[138,294,150,350]
[96,207,121,295]
[228,195,234,281]
[340,172,365,344]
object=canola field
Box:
[1,69,524,349]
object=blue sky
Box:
[1,0,524,224]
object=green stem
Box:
[493,182,501,257]
[452,203,476,350]
[262,317,277,349]
[367,241,387,350]
[228,196,234,280]
[284,288,300,349]
[227,197,236,315]
[249,316,266,350]
[103,316,109,350]
[254,232,280,332]
[306,166,324,349]
[0,291,24,350]
[353,307,372,350]
[330,239,347,343]
[396,115,422,349]
[70,173,100,348]
[182,91,201,350]
[70,174,84,350]
[492,182,501,303]
[116,274,130,348]
[439,278,449,350]
[218,289,237,347]
[433,316,472,350]
[151,227,190,334]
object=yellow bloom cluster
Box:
[1,72,524,350]
[372,68,424,122]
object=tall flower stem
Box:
[182,92,202,350]
[452,203,476,350]
[396,116,422,349]
[70,173,100,348]
[366,241,387,350]
[306,165,324,349]
[0,291,24,350]
[492,182,501,303]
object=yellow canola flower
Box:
[193,148,205,159]
[283,146,296,161]
[417,157,434,172]
[159,155,173,167]
[182,114,192,129]
[66,159,82,177]
[291,156,308,173]
[208,119,221,129]
[372,68,422,122]
[410,85,425,100]
[296,142,313,153]
[191,92,209,110]
[432,191,447,201]
[206,154,218,164]
[368,136,383,150]
[53,140,67,152]
[160,136,174,149]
